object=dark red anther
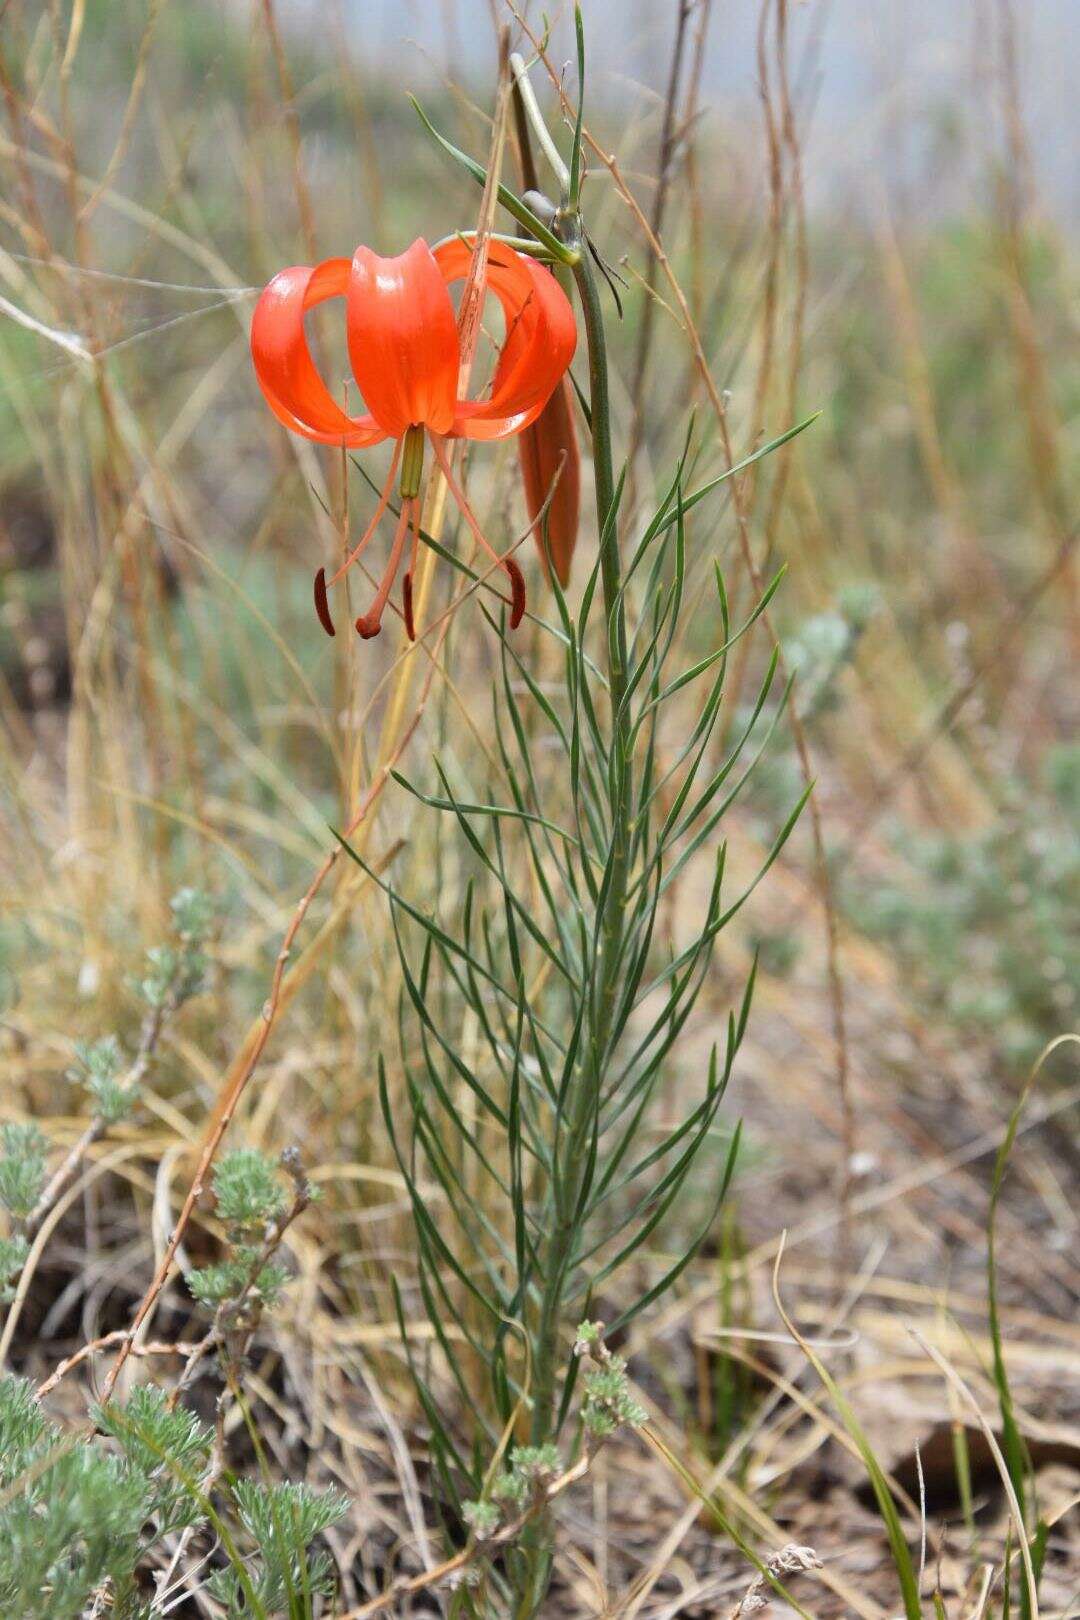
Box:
[313,567,335,637]
[506,558,526,629]
[403,572,416,641]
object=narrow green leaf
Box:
[391,768,583,849]
[657,414,821,535]
[568,4,587,206]
[603,1124,742,1333]
[411,96,575,263]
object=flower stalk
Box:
[525,219,632,1456]
[512,39,639,1610]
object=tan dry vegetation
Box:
[0,0,1076,1614]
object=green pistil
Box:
[400,425,425,501]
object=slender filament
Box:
[326,438,402,587]
[429,436,526,627]
[403,500,422,641]
[355,497,413,639]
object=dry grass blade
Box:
[911,1329,1039,1620]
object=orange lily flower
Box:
[250,235,576,640]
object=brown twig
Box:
[625,0,695,503]
[257,0,318,264]
[680,0,714,330]
[35,1333,185,1402]
[35,1150,313,1405]
[759,0,810,561]
[992,0,1077,647]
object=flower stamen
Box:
[326,439,402,589]
[355,497,413,640]
[430,436,527,629]
[313,566,335,636]
[403,500,422,641]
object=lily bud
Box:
[522,188,559,225]
[519,375,580,589]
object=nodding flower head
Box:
[250,235,577,641]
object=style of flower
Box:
[250,235,577,640]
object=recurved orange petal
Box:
[346,239,460,438]
[250,261,386,447]
[433,238,577,443]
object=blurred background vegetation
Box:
[0,0,1076,1612]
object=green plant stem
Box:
[530,218,630,1431]
[569,229,627,711]
[518,216,634,1617]
[574,233,634,1054]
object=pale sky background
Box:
[322,0,1078,221]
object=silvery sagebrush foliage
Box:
[0,896,344,1617]
[0,888,215,1300]
[0,1374,345,1619]
[851,747,1078,1062]
[0,1377,209,1618]
[0,1121,47,1222]
[71,1034,129,1126]
[206,1480,350,1616]
[186,1146,293,1310]
[1,1137,328,1616]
